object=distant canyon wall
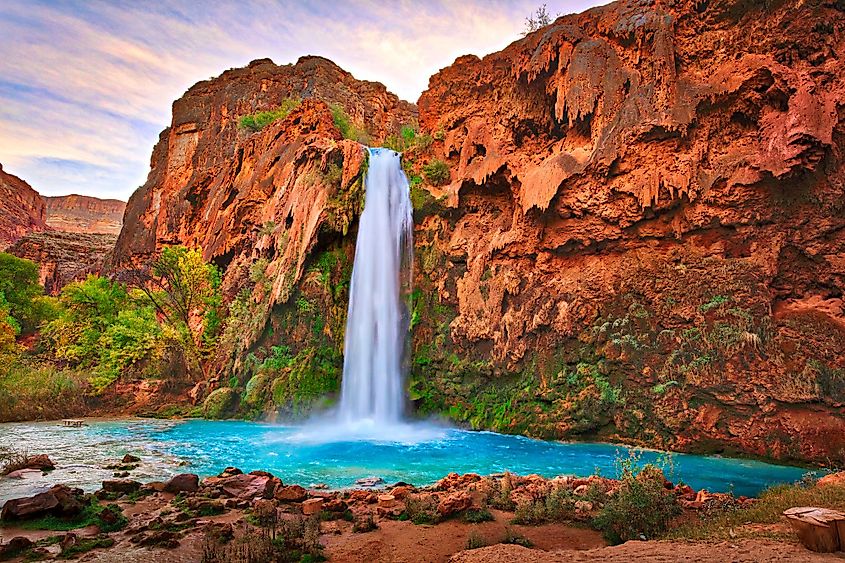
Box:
[0,165,125,293]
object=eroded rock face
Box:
[6,231,117,294]
[108,56,416,373]
[408,0,845,463]
[0,164,47,250]
[44,195,125,235]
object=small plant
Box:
[462,508,494,523]
[501,527,533,547]
[352,511,378,533]
[486,472,516,511]
[404,494,440,525]
[700,294,730,312]
[523,4,554,35]
[331,104,369,143]
[465,529,489,550]
[422,160,450,186]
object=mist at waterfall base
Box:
[288,147,445,444]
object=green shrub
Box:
[330,104,369,143]
[592,457,680,544]
[239,98,301,131]
[465,530,488,549]
[422,160,450,186]
[404,494,440,525]
[462,508,494,523]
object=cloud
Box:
[0,0,608,200]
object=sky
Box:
[0,0,608,201]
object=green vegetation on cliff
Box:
[238,98,301,132]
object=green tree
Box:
[43,275,166,392]
[0,253,44,333]
[44,275,129,365]
[135,246,223,376]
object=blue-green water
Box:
[0,418,814,503]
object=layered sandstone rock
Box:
[6,231,117,294]
[44,195,125,235]
[0,164,47,250]
[409,0,845,462]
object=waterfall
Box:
[338,148,413,425]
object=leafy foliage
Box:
[330,103,369,143]
[238,98,301,131]
[592,454,681,544]
[422,160,450,186]
[383,125,432,153]
[43,276,164,392]
[0,252,53,334]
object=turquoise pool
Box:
[0,418,814,503]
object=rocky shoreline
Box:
[3,451,834,562]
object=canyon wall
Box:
[0,166,125,292]
[0,165,47,250]
[109,0,845,464]
[44,195,125,235]
[407,0,845,463]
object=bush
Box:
[465,530,488,549]
[0,252,45,334]
[239,98,301,132]
[330,104,369,143]
[592,458,680,544]
[422,160,450,186]
[404,494,440,525]
[512,486,576,524]
[462,508,494,523]
[0,364,89,422]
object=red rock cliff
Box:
[44,195,125,235]
[0,164,47,250]
[408,0,845,462]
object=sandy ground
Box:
[448,541,845,563]
[322,509,604,563]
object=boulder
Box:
[355,476,384,487]
[219,467,243,477]
[323,498,348,512]
[164,473,199,494]
[275,485,308,503]
[212,473,276,500]
[0,536,33,559]
[389,485,415,500]
[437,491,472,516]
[302,498,324,516]
[5,468,43,480]
[25,454,55,471]
[122,454,141,463]
[0,485,84,520]
[377,494,398,509]
[102,479,141,494]
[784,506,845,552]
[818,472,845,488]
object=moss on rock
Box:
[203,387,238,419]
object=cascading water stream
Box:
[338,148,413,425]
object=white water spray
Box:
[338,148,413,425]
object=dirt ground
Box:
[448,541,845,563]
